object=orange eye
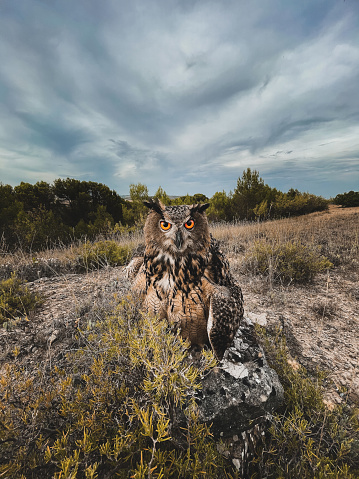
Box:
[184,219,195,230]
[160,220,172,231]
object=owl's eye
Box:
[160,220,172,231]
[184,219,195,230]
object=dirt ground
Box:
[0,268,130,377]
[1,207,358,407]
[237,271,359,405]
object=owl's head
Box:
[143,199,211,256]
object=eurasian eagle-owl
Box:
[127,199,244,360]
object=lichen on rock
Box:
[197,315,284,472]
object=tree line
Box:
[151,168,329,222]
[0,179,125,251]
[0,169,345,252]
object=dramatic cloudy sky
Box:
[1,0,359,198]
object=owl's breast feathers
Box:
[129,236,243,359]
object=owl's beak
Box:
[175,231,183,249]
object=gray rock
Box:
[196,316,284,473]
[246,311,267,327]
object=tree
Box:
[0,184,19,226]
[232,169,273,220]
[14,182,54,212]
[53,178,90,226]
[173,193,209,205]
[272,191,328,218]
[253,199,269,220]
[207,191,232,222]
[192,193,209,204]
[153,186,171,205]
[0,184,24,246]
[90,205,114,235]
[126,183,150,224]
[13,207,66,251]
[287,188,300,200]
[334,191,359,208]
[85,181,124,223]
[53,179,124,227]
[129,183,149,203]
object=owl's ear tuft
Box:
[143,198,165,216]
[190,203,210,215]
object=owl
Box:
[127,199,244,360]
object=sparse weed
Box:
[311,299,338,319]
[0,274,43,325]
[0,236,138,281]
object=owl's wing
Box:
[207,283,243,360]
[207,235,232,286]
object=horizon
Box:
[2,174,351,201]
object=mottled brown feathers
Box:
[128,202,243,359]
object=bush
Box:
[244,240,333,284]
[334,191,359,208]
[254,326,359,478]
[273,192,329,218]
[0,296,234,479]
[0,274,43,325]
[77,240,133,271]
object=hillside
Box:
[1,205,357,401]
[0,205,358,477]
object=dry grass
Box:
[211,205,359,268]
[2,204,357,281]
[0,229,143,281]
[210,205,359,405]
[210,205,359,285]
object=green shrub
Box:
[272,191,329,218]
[245,240,333,284]
[0,296,237,479]
[254,326,359,478]
[334,191,359,208]
[0,274,43,325]
[77,240,133,270]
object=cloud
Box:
[0,0,358,197]
[108,139,169,178]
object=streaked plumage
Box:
[127,199,243,360]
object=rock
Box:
[246,311,267,326]
[48,329,60,346]
[196,315,284,474]
[197,316,283,435]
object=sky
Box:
[1,0,359,199]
